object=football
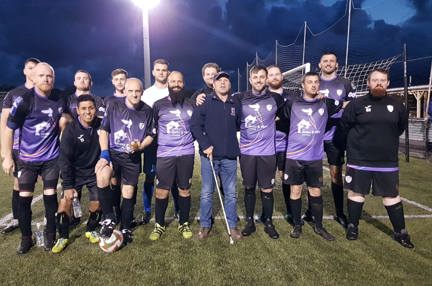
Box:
[99,229,124,253]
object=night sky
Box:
[0,0,431,96]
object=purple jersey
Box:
[320,76,355,141]
[153,97,195,157]
[285,97,328,161]
[7,89,66,162]
[103,94,125,110]
[237,90,284,156]
[3,85,31,150]
[101,98,154,153]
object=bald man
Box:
[2,62,68,254]
[96,78,155,246]
[149,71,195,240]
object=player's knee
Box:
[43,188,56,196]
[290,185,302,199]
[308,187,321,197]
[121,185,135,199]
[179,189,190,197]
[155,188,169,199]
[348,191,365,202]
[382,195,400,206]
[19,191,33,198]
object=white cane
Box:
[209,158,234,245]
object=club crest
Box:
[336,89,343,96]
[187,109,193,117]
[387,105,394,112]
[266,104,272,111]
[318,108,325,116]
[345,175,352,183]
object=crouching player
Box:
[52,95,103,253]
[282,71,341,241]
[149,71,195,240]
[95,78,154,245]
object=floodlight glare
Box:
[131,0,160,10]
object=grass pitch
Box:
[0,156,431,286]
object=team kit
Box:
[0,52,414,255]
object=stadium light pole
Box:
[131,0,160,89]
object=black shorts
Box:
[75,176,98,201]
[276,151,286,172]
[344,166,399,197]
[17,158,59,192]
[156,155,194,190]
[111,150,141,186]
[324,140,345,166]
[12,149,19,178]
[283,159,323,187]
[143,141,157,177]
[239,154,276,189]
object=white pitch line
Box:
[0,194,43,225]
[323,166,432,213]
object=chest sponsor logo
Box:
[320,89,329,97]
[77,134,85,142]
[34,121,51,136]
[301,108,313,116]
[41,108,53,118]
[387,105,394,112]
[365,105,372,112]
[121,119,133,129]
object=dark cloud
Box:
[0,0,430,94]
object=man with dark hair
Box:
[283,71,340,241]
[265,65,295,224]
[104,68,128,108]
[192,62,221,105]
[96,78,154,246]
[0,57,40,234]
[303,51,355,228]
[335,68,414,248]
[237,65,285,239]
[52,94,102,253]
[65,70,105,120]
[2,62,68,254]
[191,71,242,241]
[149,71,195,240]
[140,58,180,224]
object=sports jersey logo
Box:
[387,105,394,112]
[41,108,53,118]
[348,92,356,98]
[336,89,343,96]
[121,119,133,129]
[320,89,329,97]
[334,100,340,106]
[266,104,272,111]
[58,107,63,114]
[167,121,182,135]
[34,121,51,136]
[99,107,105,113]
[365,105,372,112]
[345,175,352,183]
[297,119,312,133]
[187,110,193,117]
[301,108,313,116]
[169,109,181,117]
[231,107,236,116]
[77,134,85,142]
[245,103,265,130]
[318,108,325,116]
[139,123,145,130]
[10,96,23,116]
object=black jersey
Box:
[335,94,407,168]
[59,118,101,189]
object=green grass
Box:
[0,155,431,286]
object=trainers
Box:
[314,226,335,241]
[264,220,279,239]
[52,238,69,254]
[197,227,211,240]
[16,236,34,254]
[178,222,193,239]
[301,211,314,223]
[99,219,116,239]
[85,231,100,243]
[230,228,243,241]
[149,223,166,241]
[241,219,256,236]
[394,229,414,249]
[1,219,19,234]
[43,232,56,251]
[141,212,151,225]
[290,225,302,239]
[121,229,133,245]
[334,214,348,229]
[346,223,359,240]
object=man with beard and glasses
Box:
[237,65,285,240]
[2,62,68,254]
[302,52,356,228]
[261,65,297,225]
[140,58,180,224]
[96,78,154,246]
[335,69,414,248]
[65,70,105,120]
[1,57,40,234]
[52,95,102,253]
[149,71,195,241]
[282,72,341,241]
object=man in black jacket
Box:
[51,95,102,253]
[336,68,414,248]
